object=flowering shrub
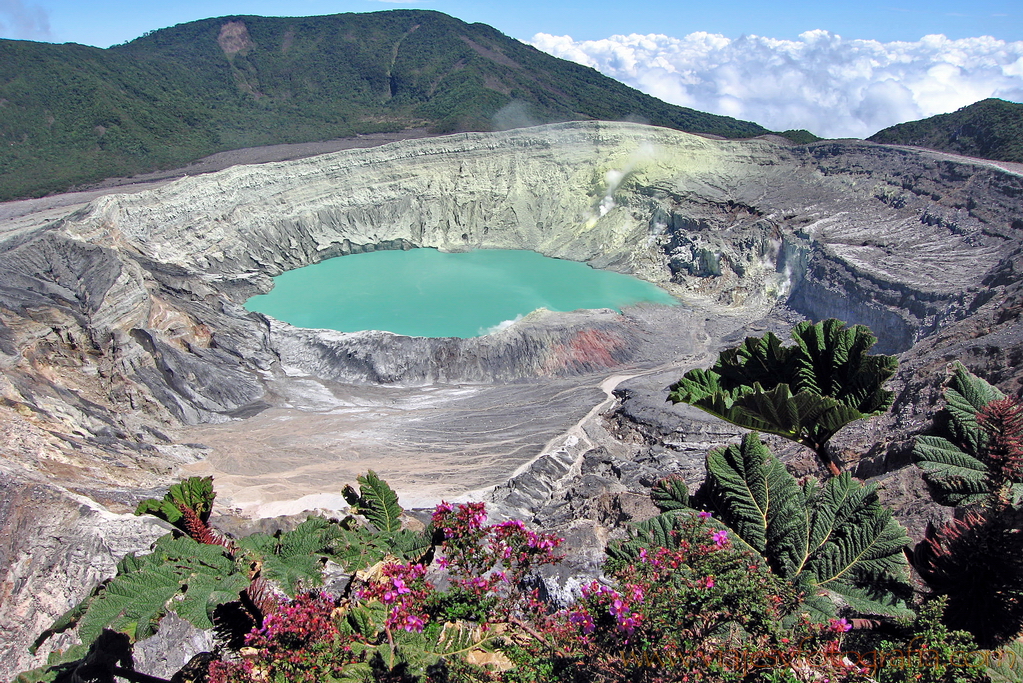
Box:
[546,514,872,683]
[852,597,990,683]
[360,561,432,633]
[429,501,563,621]
[30,461,1009,683]
[204,500,884,683]
[209,501,566,683]
[209,592,355,683]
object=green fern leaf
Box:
[68,534,242,644]
[913,363,1006,505]
[913,435,990,505]
[697,436,910,618]
[669,319,897,466]
[634,511,687,549]
[609,509,760,561]
[705,433,805,563]
[348,603,387,638]
[825,585,914,620]
[385,528,434,563]
[343,471,403,533]
[76,564,181,643]
[135,476,216,525]
[714,331,796,389]
[945,362,1004,453]
[327,526,392,571]
[807,496,912,612]
[651,477,690,512]
[175,571,249,629]
[732,383,866,451]
[14,644,91,683]
[29,587,100,654]
[238,517,340,595]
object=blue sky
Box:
[2,0,1022,137]
[4,0,1020,49]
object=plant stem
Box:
[815,444,843,477]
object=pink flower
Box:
[617,614,642,634]
[712,529,729,547]
[401,614,426,632]
[568,610,595,634]
[698,511,713,520]
[699,576,715,589]
[582,581,616,599]
[829,618,852,633]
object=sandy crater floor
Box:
[171,304,714,517]
[174,368,615,514]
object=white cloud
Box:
[529,30,1023,138]
[0,0,50,41]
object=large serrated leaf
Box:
[986,640,1023,683]
[28,587,101,655]
[52,534,243,646]
[705,433,781,554]
[732,384,866,452]
[175,571,249,629]
[669,319,897,465]
[385,528,434,563]
[808,502,911,591]
[76,565,182,643]
[348,602,387,638]
[238,517,339,595]
[822,585,914,620]
[913,363,1007,505]
[947,363,1004,447]
[14,644,91,683]
[914,435,990,505]
[651,477,690,512]
[344,471,403,533]
[135,476,216,525]
[636,435,912,620]
[706,433,808,573]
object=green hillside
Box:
[0,10,771,201]
[868,98,1023,163]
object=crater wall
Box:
[2,122,1023,676]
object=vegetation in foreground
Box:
[17,320,1023,682]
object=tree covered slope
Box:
[0,10,771,200]
[868,98,1023,163]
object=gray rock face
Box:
[1,121,1022,678]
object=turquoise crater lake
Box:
[245,248,677,338]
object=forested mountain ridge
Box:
[868,98,1023,163]
[0,10,773,201]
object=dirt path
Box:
[497,349,712,494]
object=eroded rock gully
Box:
[2,121,1022,676]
